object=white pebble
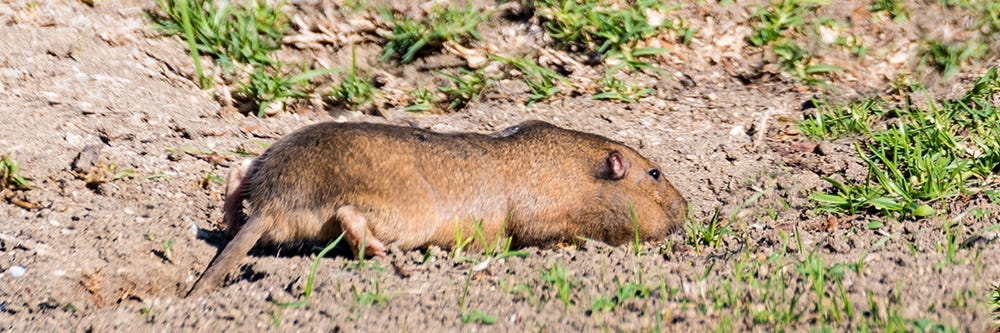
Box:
[8,265,26,278]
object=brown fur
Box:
[187,121,687,297]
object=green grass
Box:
[241,65,334,116]
[151,0,285,76]
[798,97,883,139]
[679,229,962,331]
[590,276,654,313]
[490,54,568,106]
[684,209,731,250]
[806,67,1000,219]
[457,271,497,325]
[379,3,486,64]
[452,216,530,265]
[541,262,573,309]
[437,68,493,110]
[990,283,1000,327]
[936,219,963,267]
[793,234,855,323]
[869,0,908,21]
[460,310,497,325]
[272,233,345,308]
[328,47,376,111]
[594,73,654,103]
[749,0,822,47]
[748,0,841,83]
[0,155,31,190]
[920,40,988,78]
[160,239,175,262]
[533,0,672,72]
[151,0,330,116]
[405,86,435,112]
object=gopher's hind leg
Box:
[336,206,387,258]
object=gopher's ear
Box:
[602,151,627,180]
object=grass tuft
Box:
[379,3,486,64]
[533,0,675,71]
[0,155,31,190]
[748,0,841,83]
[328,47,376,111]
[920,40,988,78]
[437,68,493,110]
[541,262,573,309]
[272,233,346,308]
[490,54,568,106]
[806,67,1000,219]
[151,0,330,116]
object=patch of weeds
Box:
[990,283,1000,324]
[161,239,174,262]
[490,54,568,106]
[794,234,855,323]
[807,67,1000,220]
[241,65,334,117]
[151,0,285,72]
[684,209,731,250]
[0,155,31,190]
[270,309,285,328]
[860,290,959,332]
[272,233,345,308]
[541,262,573,309]
[437,68,492,110]
[936,219,963,267]
[748,0,841,83]
[798,97,882,140]
[980,2,1000,34]
[950,289,973,309]
[453,216,530,265]
[591,276,653,313]
[139,305,154,323]
[200,165,223,189]
[328,47,376,111]
[458,274,495,325]
[460,310,496,325]
[349,278,387,316]
[834,34,869,58]
[693,233,804,329]
[533,0,673,71]
[593,72,653,103]
[869,0,908,21]
[920,40,988,78]
[379,3,486,63]
[151,0,330,116]
[749,0,821,47]
[404,86,435,112]
[772,40,842,84]
[941,0,1000,35]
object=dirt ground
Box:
[2,0,999,331]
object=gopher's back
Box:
[241,122,510,246]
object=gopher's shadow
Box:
[195,227,355,285]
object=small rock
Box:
[8,265,26,278]
[729,125,745,136]
[818,25,838,44]
[816,142,834,156]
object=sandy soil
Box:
[2,0,999,331]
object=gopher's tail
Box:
[187,214,268,297]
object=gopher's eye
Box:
[648,169,660,181]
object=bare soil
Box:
[2,0,999,331]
